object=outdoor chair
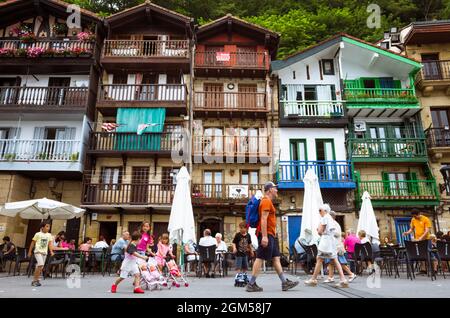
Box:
[379,245,400,278]
[13,247,31,276]
[183,252,199,275]
[299,242,318,274]
[291,245,307,275]
[404,240,435,281]
[351,242,373,275]
[43,251,70,279]
[436,241,450,279]
[104,247,123,277]
[67,250,87,277]
[197,245,216,278]
[85,248,106,274]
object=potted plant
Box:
[14,48,27,57]
[76,31,95,42]
[41,48,55,57]
[53,48,65,57]
[70,152,79,161]
[26,47,45,58]
[4,153,16,162]
[20,32,36,43]
[52,23,68,36]
[0,48,14,57]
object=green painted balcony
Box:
[348,138,428,162]
[356,180,439,207]
[344,87,418,104]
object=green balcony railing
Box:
[349,138,427,161]
[344,88,418,104]
[357,180,439,203]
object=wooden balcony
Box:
[425,128,450,162]
[192,184,264,205]
[82,183,175,206]
[0,86,88,111]
[194,51,268,77]
[276,161,355,189]
[0,38,95,73]
[348,138,428,162]
[0,139,82,172]
[416,60,450,95]
[357,180,439,207]
[193,91,267,117]
[101,40,189,71]
[97,84,187,116]
[193,134,271,162]
[279,100,348,127]
[87,132,183,157]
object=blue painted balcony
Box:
[276,160,356,189]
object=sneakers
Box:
[324,277,335,283]
[246,282,263,292]
[335,280,349,288]
[111,284,117,293]
[31,281,41,287]
[348,274,357,282]
[133,287,145,294]
[281,279,299,291]
[304,278,318,286]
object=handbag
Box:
[318,235,335,255]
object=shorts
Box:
[256,235,280,261]
[34,253,47,267]
[235,256,249,270]
[120,258,140,279]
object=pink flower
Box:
[77,32,95,42]
[26,47,45,58]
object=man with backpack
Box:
[246,181,299,292]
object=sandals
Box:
[304,278,318,286]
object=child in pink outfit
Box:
[155,233,175,271]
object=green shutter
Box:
[115,108,166,151]
[407,172,419,195]
[382,172,391,195]
[394,80,401,89]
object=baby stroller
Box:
[138,257,170,291]
[165,259,189,288]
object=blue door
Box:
[288,216,302,253]
[395,217,412,246]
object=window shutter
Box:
[382,172,391,195]
[407,172,419,195]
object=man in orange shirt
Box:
[403,209,432,241]
[246,182,299,292]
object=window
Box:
[316,139,335,161]
[241,171,259,185]
[304,86,317,101]
[203,171,223,198]
[112,74,127,84]
[290,139,307,161]
[440,165,450,195]
[167,74,181,84]
[431,109,450,128]
[101,167,122,190]
[162,167,180,190]
[385,173,409,196]
[322,59,335,75]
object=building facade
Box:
[0,0,102,247]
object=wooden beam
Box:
[227,19,232,42]
[145,6,152,24]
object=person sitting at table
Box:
[198,229,217,277]
[184,241,199,273]
[93,235,109,249]
[0,236,16,271]
[430,234,439,274]
[382,236,394,247]
[53,231,69,251]
[62,239,76,251]
[111,231,130,262]
[212,233,228,277]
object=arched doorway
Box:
[198,217,223,240]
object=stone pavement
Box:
[0,271,449,298]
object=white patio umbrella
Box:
[300,168,323,245]
[0,197,85,220]
[168,167,196,267]
[357,191,380,244]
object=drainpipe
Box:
[188,38,195,176]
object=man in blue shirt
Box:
[111,231,130,262]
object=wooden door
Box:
[204,83,223,109]
[48,77,70,106]
[131,167,149,204]
[238,84,257,110]
[421,53,441,80]
[140,73,158,100]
